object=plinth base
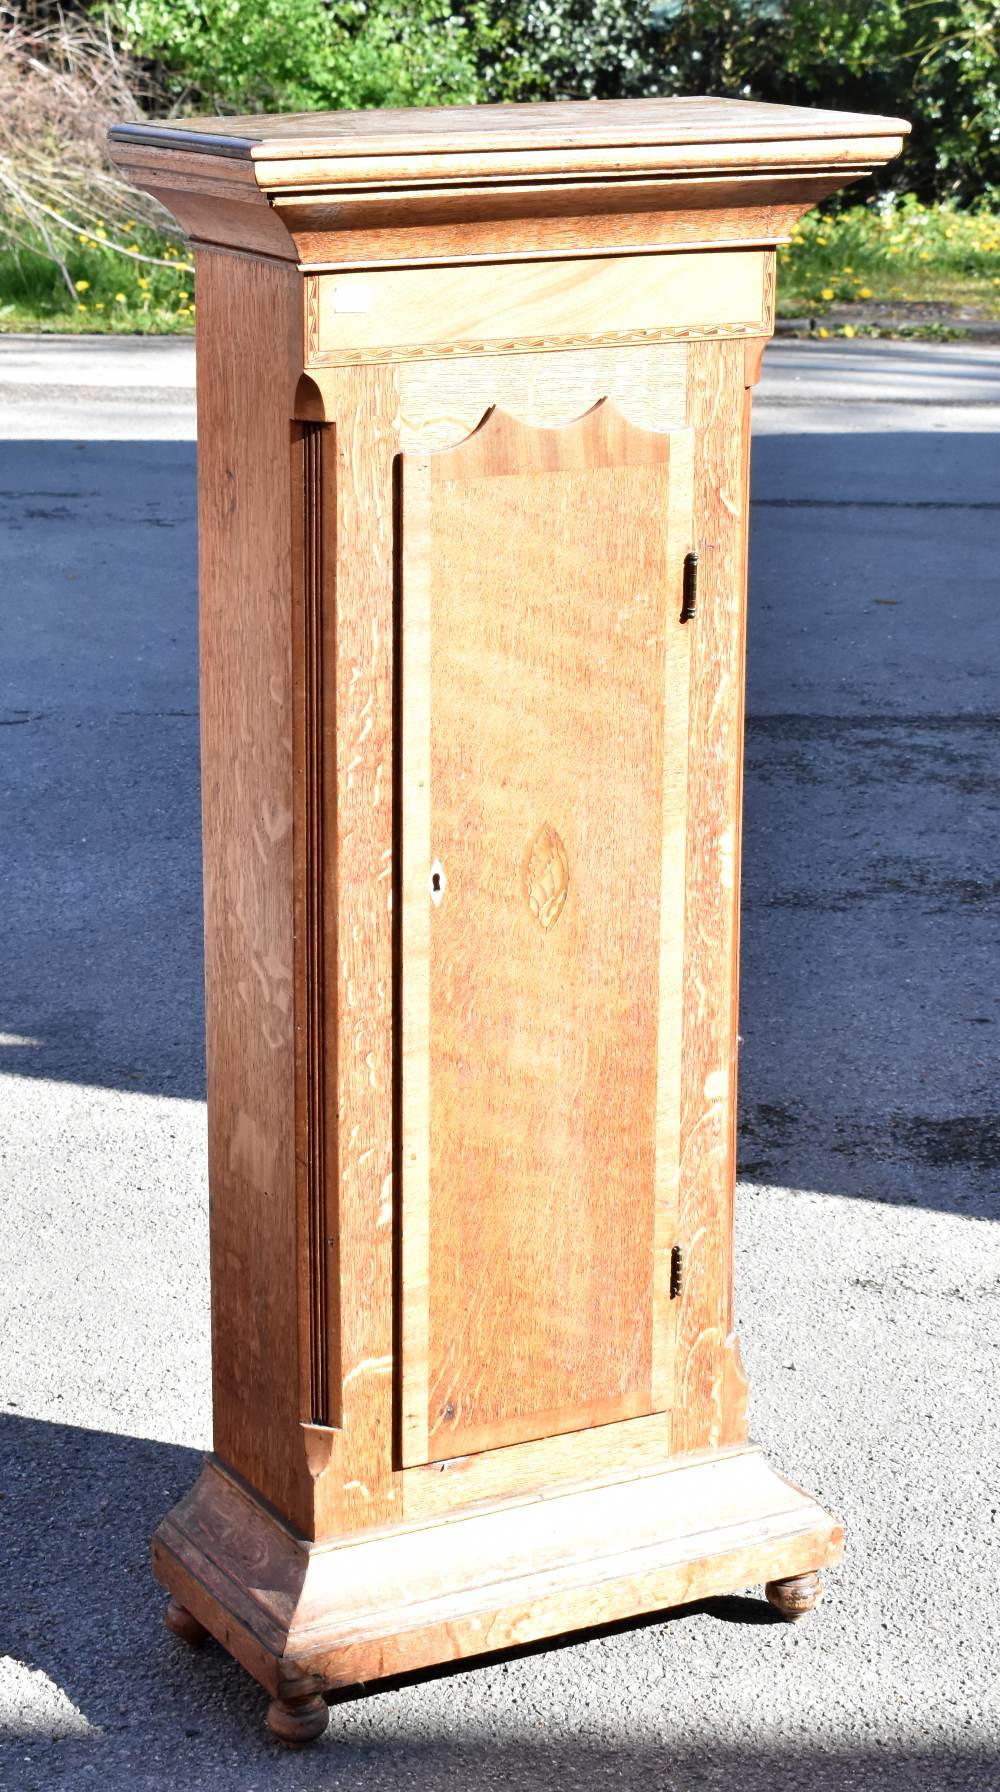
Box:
[154,1445,841,1737]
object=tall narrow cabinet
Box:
[109,98,907,1744]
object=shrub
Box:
[480,0,1000,204]
[107,0,496,113]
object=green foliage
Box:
[0,217,195,333]
[479,1,783,103]
[480,0,1000,203]
[777,195,1000,317]
[769,0,1000,204]
[108,0,495,113]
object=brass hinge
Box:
[670,1243,684,1299]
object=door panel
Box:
[399,399,693,1465]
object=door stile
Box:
[650,425,695,1410]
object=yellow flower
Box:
[114,292,126,303]
[77,303,87,312]
[859,287,872,298]
[817,327,830,338]
[843,264,854,273]
[137,275,150,290]
[841,325,856,338]
[821,287,834,300]
[178,289,189,300]
[127,245,139,254]
[74,278,90,292]
[95,302,105,310]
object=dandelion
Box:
[95,302,105,310]
[817,327,830,338]
[178,290,189,300]
[127,245,139,254]
[842,325,856,338]
[859,287,872,298]
[74,279,90,292]
[114,293,126,303]
[821,288,834,301]
[843,265,854,273]
[77,303,87,312]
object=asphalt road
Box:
[0,337,997,1791]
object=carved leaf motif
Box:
[523,823,569,931]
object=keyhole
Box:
[431,871,441,894]
[429,858,446,906]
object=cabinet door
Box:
[398,399,693,1466]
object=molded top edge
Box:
[108,95,910,167]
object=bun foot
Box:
[765,1569,824,1621]
[164,1597,209,1646]
[266,1693,330,1746]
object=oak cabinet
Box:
[109,96,907,1746]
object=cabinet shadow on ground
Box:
[1,1410,993,1791]
[0,436,995,1218]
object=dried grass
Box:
[0,6,185,295]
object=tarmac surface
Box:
[0,336,997,1790]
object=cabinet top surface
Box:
[110,95,909,167]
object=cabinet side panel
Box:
[196,251,309,1519]
[674,337,749,1452]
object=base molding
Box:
[154,1445,842,1703]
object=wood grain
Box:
[109,97,907,272]
[153,1446,843,1696]
[396,344,688,450]
[272,174,883,270]
[673,338,751,1454]
[195,249,316,1530]
[320,364,401,1535]
[652,425,695,1409]
[309,252,765,365]
[398,402,692,1463]
[401,1411,672,1521]
[110,94,910,158]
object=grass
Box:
[778,196,1000,329]
[0,218,194,335]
